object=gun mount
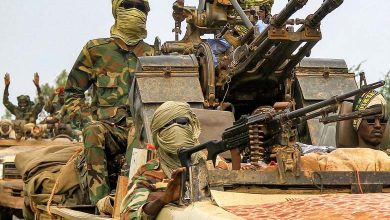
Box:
[178,81,385,168]
[161,0,345,116]
[128,0,361,157]
[176,81,388,206]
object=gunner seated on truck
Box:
[298,90,390,172]
[119,101,229,219]
[297,90,388,154]
[352,90,388,150]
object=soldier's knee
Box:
[83,122,104,136]
[83,122,106,148]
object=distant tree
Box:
[348,60,366,73]
[1,109,12,119]
[55,69,68,88]
[379,70,390,114]
[40,82,56,101]
[379,70,390,149]
[37,69,68,101]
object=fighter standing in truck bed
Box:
[58,0,154,204]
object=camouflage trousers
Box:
[82,121,130,204]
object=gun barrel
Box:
[231,0,308,76]
[284,81,385,120]
[249,0,308,47]
[307,0,344,28]
[320,106,383,124]
[229,0,253,30]
[273,0,308,27]
[265,0,344,76]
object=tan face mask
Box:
[156,125,204,178]
[110,8,147,46]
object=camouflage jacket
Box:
[120,159,168,220]
[3,85,44,123]
[44,94,63,114]
[64,38,154,123]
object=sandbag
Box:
[15,142,82,182]
[25,152,83,205]
[15,144,89,219]
[301,148,390,171]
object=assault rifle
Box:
[178,80,385,169]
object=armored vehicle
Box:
[26,0,390,219]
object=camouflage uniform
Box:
[48,95,92,132]
[44,94,63,115]
[64,37,154,204]
[120,159,167,220]
[3,86,44,123]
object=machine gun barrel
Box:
[306,0,344,28]
[249,0,308,47]
[249,0,344,78]
[320,105,383,124]
[284,81,384,120]
[298,105,338,123]
[231,0,308,75]
[273,0,309,28]
[229,0,253,29]
[281,0,344,74]
[232,0,344,79]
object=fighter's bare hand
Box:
[160,167,186,204]
[4,73,10,86]
[33,72,40,87]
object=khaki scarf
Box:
[151,101,205,178]
[111,0,147,46]
[0,119,12,136]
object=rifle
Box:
[178,80,385,169]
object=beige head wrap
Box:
[352,90,387,131]
[112,0,124,16]
[151,101,205,178]
[0,119,13,136]
[111,0,147,46]
[0,119,12,126]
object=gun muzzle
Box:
[306,0,344,28]
[272,0,308,28]
[285,80,385,120]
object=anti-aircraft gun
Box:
[162,0,344,109]
[131,0,352,155]
[177,81,385,183]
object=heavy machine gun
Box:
[163,0,344,111]
[176,81,385,205]
[178,81,384,173]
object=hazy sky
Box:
[0,0,389,117]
